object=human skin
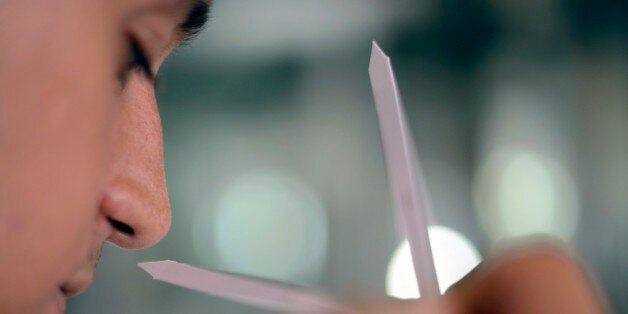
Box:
[337,242,609,314]
[0,0,207,313]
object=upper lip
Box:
[59,217,108,299]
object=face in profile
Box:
[0,0,208,313]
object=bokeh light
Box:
[474,148,579,242]
[192,169,328,284]
[386,225,482,299]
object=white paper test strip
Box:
[138,42,439,312]
[368,41,440,298]
[139,260,347,313]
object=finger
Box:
[445,240,609,314]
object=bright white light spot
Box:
[193,169,328,284]
[474,149,579,241]
[386,225,482,299]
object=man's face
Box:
[0,0,207,312]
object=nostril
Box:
[108,218,135,236]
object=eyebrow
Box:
[178,0,211,45]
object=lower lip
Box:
[55,289,66,313]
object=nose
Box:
[100,77,171,249]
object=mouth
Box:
[53,243,101,312]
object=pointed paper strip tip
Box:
[137,262,158,278]
[138,260,175,279]
[369,40,391,74]
[371,40,386,57]
[370,41,389,59]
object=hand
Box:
[337,241,609,314]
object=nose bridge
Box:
[102,79,171,249]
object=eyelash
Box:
[119,37,155,84]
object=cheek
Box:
[0,0,121,309]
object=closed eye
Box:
[119,36,155,85]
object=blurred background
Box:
[69,0,627,312]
